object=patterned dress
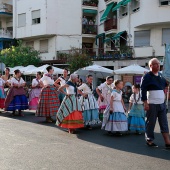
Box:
[102,90,128,132]
[97,82,114,120]
[0,78,6,109]
[128,92,145,132]
[78,83,100,125]
[36,74,60,117]
[56,81,84,129]
[58,76,67,103]
[29,78,42,110]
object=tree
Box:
[0,40,41,67]
[65,48,93,73]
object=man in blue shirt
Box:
[141,58,170,148]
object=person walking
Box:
[141,58,170,148]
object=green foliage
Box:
[0,40,41,67]
[66,48,93,73]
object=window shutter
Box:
[18,13,26,27]
[32,10,40,19]
[26,41,34,48]
[134,30,150,47]
[40,39,48,53]
[162,28,170,44]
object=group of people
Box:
[0,58,170,148]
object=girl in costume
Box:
[56,74,84,134]
[36,66,60,123]
[128,84,145,134]
[96,76,114,121]
[54,68,69,103]
[29,72,42,110]
[102,80,128,135]
[5,69,28,116]
[78,75,100,129]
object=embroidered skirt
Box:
[0,86,5,109]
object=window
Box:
[26,41,34,48]
[131,0,140,13]
[162,28,170,44]
[134,30,150,47]
[18,13,26,27]
[32,10,41,25]
[40,39,48,53]
[159,0,170,6]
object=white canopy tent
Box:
[9,66,25,74]
[26,64,64,75]
[19,65,37,75]
[113,64,149,75]
[74,64,113,87]
[74,64,113,78]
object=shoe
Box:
[50,117,55,122]
[115,132,123,136]
[108,131,113,136]
[165,144,170,149]
[146,142,158,148]
[46,118,53,123]
[86,125,92,130]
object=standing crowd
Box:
[0,58,170,149]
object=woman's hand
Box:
[100,95,104,102]
[83,93,88,98]
[144,102,149,111]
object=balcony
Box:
[0,29,13,39]
[0,3,13,16]
[57,47,133,62]
[104,18,117,32]
[82,0,98,7]
[82,24,97,35]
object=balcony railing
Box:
[0,28,13,38]
[57,48,133,62]
[82,0,98,7]
[0,3,13,13]
[82,24,97,34]
[104,18,117,32]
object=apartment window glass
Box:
[18,13,26,27]
[159,0,170,6]
[120,6,128,17]
[40,39,48,53]
[26,41,34,48]
[162,28,170,44]
[134,30,150,47]
[32,10,41,25]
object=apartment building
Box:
[0,0,14,50]
[94,0,170,70]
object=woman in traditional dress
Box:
[36,66,60,123]
[29,71,42,110]
[0,77,6,109]
[102,80,128,135]
[5,69,28,116]
[96,76,114,121]
[78,75,100,129]
[128,84,145,134]
[2,67,11,95]
[54,68,69,103]
[56,74,84,134]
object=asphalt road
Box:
[0,110,170,170]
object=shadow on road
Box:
[0,111,170,161]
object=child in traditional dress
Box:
[96,76,114,121]
[102,80,128,135]
[29,72,42,110]
[56,74,84,134]
[128,84,145,134]
[78,75,100,129]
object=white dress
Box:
[97,82,114,111]
[102,90,128,132]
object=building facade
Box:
[0,0,14,50]
[13,0,170,70]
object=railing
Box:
[82,24,97,34]
[104,18,117,31]
[57,47,133,62]
[0,3,13,13]
[82,0,98,7]
[0,28,13,38]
